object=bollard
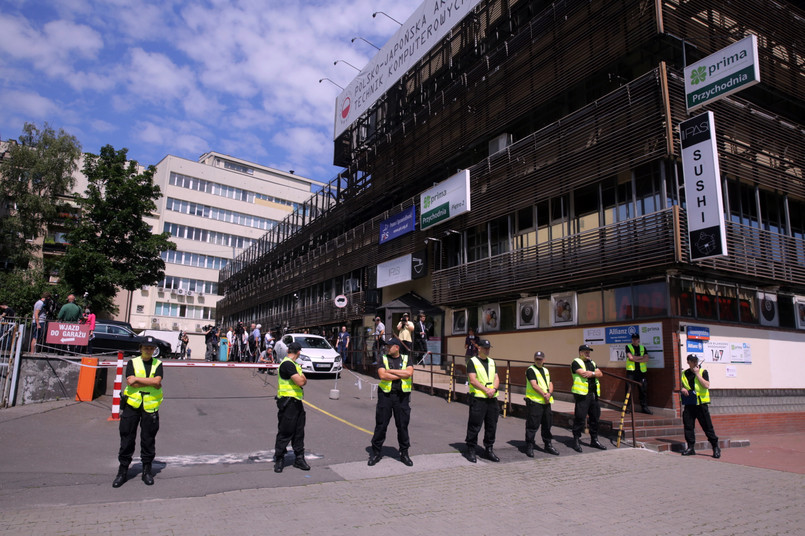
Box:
[108,352,124,421]
[75,357,99,402]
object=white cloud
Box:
[0,90,59,118]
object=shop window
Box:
[604,286,633,322]
[717,285,738,322]
[695,282,718,320]
[578,290,603,324]
[673,278,696,317]
[738,287,757,323]
[499,302,516,331]
[634,281,667,318]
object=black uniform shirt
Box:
[279,359,298,380]
[526,366,548,385]
[571,358,597,391]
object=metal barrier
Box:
[1,318,26,408]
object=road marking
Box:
[153,450,324,467]
[302,399,372,435]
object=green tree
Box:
[0,123,82,271]
[60,145,175,315]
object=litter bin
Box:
[219,337,229,361]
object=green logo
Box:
[690,66,707,85]
[424,195,432,209]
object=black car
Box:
[90,320,172,358]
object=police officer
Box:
[368,337,414,466]
[464,339,500,463]
[113,337,163,488]
[273,341,310,473]
[524,351,559,457]
[680,354,720,458]
[625,333,652,414]
[570,344,607,452]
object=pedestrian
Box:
[113,337,163,488]
[336,325,350,365]
[372,316,385,364]
[57,294,83,322]
[204,325,219,361]
[680,354,720,458]
[368,337,414,467]
[464,327,479,360]
[570,344,608,452]
[625,333,652,413]
[413,311,432,364]
[524,350,559,457]
[464,339,500,463]
[395,312,414,355]
[83,306,96,353]
[273,341,310,473]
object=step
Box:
[637,435,750,453]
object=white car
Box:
[273,334,343,375]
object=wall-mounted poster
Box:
[452,309,468,335]
[550,292,577,327]
[517,297,538,329]
[479,303,500,332]
[795,296,805,330]
[757,291,779,327]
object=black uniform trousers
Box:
[274,397,306,459]
[525,399,554,445]
[370,389,411,454]
[683,403,719,445]
[413,338,428,363]
[465,396,499,449]
[118,403,159,466]
[626,369,649,409]
[572,392,601,439]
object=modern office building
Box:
[125,152,322,355]
[217,0,805,432]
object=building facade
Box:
[217,0,805,431]
[126,152,321,356]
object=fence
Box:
[0,317,27,408]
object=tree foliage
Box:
[61,145,175,314]
[0,122,82,271]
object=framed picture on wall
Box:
[517,297,538,329]
[795,297,805,330]
[551,292,577,326]
[479,303,500,332]
[452,309,468,335]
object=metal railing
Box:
[0,318,26,408]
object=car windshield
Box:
[295,336,333,350]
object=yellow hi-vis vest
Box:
[625,344,648,373]
[525,365,553,404]
[379,354,412,393]
[123,357,163,412]
[469,356,497,398]
[681,368,711,404]
[277,357,304,399]
[571,357,601,396]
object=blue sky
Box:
[0,0,421,183]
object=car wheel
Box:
[152,346,161,358]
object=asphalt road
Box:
[0,365,584,511]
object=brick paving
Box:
[1,448,803,535]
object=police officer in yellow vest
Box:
[570,344,607,452]
[113,337,163,488]
[524,351,559,457]
[625,333,652,414]
[274,341,310,473]
[464,339,501,463]
[680,354,720,458]
[368,337,414,467]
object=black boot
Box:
[544,442,559,456]
[274,457,284,473]
[293,455,310,471]
[712,443,721,459]
[681,443,696,456]
[484,447,500,462]
[465,446,477,463]
[641,406,653,415]
[571,437,583,453]
[399,450,413,467]
[112,465,128,488]
[142,463,154,486]
[524,443,534,458]
[590,438,608,450]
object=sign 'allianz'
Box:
[333,0,484,139]
[679,112,728,261]
[684,35,760,112]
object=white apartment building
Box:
[125,151,322,356]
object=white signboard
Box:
[419,169,471,230]
[684,35,760,113]
[334,0,484,138]
[679,111,728,261]
[607,323,664,368]
[376,254,412,288]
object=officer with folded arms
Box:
[570,344,607,452]
[464,339,501,462]
[273,341,310,473]
[113,337,163,488]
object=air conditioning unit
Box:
[157,287,165,293]
[187,290,194,296]
[170,288,177,294]
[197,291,205,296]
[141,285,149,291]
[177,289,185,295]
[172,323,180,330]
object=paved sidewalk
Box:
[2,448,803,535]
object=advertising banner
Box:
[419,169,471,230]
[379,206,416,244]
[679,111,728,261]
[684,35,760,113]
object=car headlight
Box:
[298,354,311,362]
[334,356,342,362]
